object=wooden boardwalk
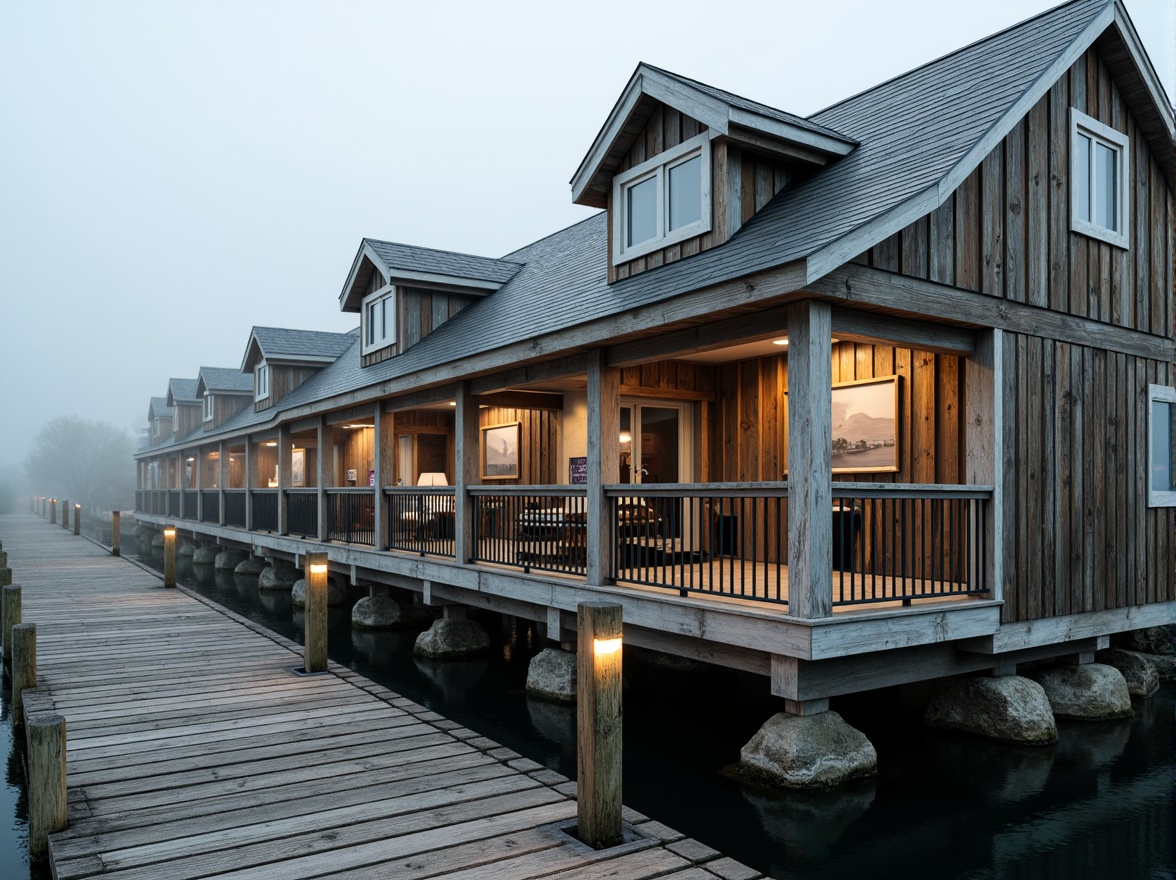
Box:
[2,513,760,880]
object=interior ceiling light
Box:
[772,339,789,346]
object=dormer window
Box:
[362,285,396,355]
[255,363,270,401]
[172,409,179,432]
[612,132,711,263]
[1070,109,1129,249]
[203,395,214,422]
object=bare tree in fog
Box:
[23,417,134,511]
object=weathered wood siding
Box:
[361,287,479,367]
[329,426,374,486]
[855,47,1173,336]
[388,410,455,486]
[1000,337,1174,623]
[610,107,791,283]
[254,366,319,412]
[204,394,250,431]
[173,404,201,440]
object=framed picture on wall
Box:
[481,422,520,480]
[291,449,305,487]
[831,376,899,474]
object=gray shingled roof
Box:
[148,397,173,420]
[250,326,357,361]
[198,366,253,395]
[167,378,199,406]
[366,239,523,286]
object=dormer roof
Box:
[571,62,858,209]
[240,326,357,372]
[195,366,253,397]
[147,397,173,421]
[338,238,524,312]
[165,378,199,407]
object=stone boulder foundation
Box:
[351,596,415,629]
[924,676,1058,745]
[739,711,877,789]
[413,618,490,659]
[150,533,164,549]
[191,545,219,565]
[258,565,300,591]
[1030,664,1132,721]
[177,543,195,558]
[1096,649,1160,698]
[214,550,246,571]
[526,648,577,703]
[234,556,266,575]
[292,578,348,608]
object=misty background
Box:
[1,0,1172,508]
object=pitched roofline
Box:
[1112,1,1175,136]
[804,0,1118,284]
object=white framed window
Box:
[203,394,214,422]
[612,132,711,264]
[255,363,270,401]
[1070,109,1129,249]
[172,409,179,432]
[1148,384,1176,508]
[362,285,396,355]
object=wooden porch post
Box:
[372,404,385,550]
[278,425,290,535]
[587,349,620,586]
[316,418,328,541]
[965,328,1003,601]
[194,451,203,522]
[218,441,230,526]
[786,300,832,619]
[244,438,254,530]
[455,382,479,563]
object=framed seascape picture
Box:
[481,422,520,480]
[291,449,305,487]
[831,376,899,474]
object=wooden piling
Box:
[1,584,20,667]
[163,527,176,587]
[576,601,623,849]
[73,504,81,536]
[111,510,121,556]
[62,500,69,530]
[49,499,56,525]
[27,713,67,860]
[0,550,7,568]
[304,552,328,673]
[0,566,10,588]
[12,622,36,725]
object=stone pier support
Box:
[739,708,877,789]
[1029,663,1132,720]
[413,616,489,659]
[526,648,577,703]
[924,675,1058,744]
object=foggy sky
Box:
[1,0,1172,474]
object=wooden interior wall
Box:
[328,427,374,486]
[1001,335,1174,623]
[388,410,455,486]
[227,449,245,488]
[610,107,791,282]
[854,47,1173,336]
[253,444,278,487]
[479,406,561,485]
[289,435,318,488]
[200,453,220,489]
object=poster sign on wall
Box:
[569,456,588,484]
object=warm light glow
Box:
[593,637,622,656]
[163,528,176,538]
[309,563,328,575]
[74,504,80,509]
[448,402,456,406]
[772,339,789,346]
[187,457,195,463]
[619,431,632,444]
[265,441,278,447]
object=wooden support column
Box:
[372,404,385,550]
[12,622,35,725]
[195,449,204,522]
[576,601,623,849]
[111,510,121,556]
[786,300,833,619]
[2,584,20,667]
[49,499,56,525]
[163,526,176,587]
[586,350,620,586]
[454,382,479,564]
[73,504,80,536]
[61,500,69,530]
[316,419,328,541]
[304,553,328,673]
[965,329,1003,600]
[278,425,290,536]
[27,713,67,859]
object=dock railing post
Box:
[62,500,69,530]
[112,510,121,556]
[73,504,81,536]
[163,526,176,587]
[1,584,20,669]
[49,499,56,525]
[27,714,67,860]
[12,622,36,726]
[576,601,623,849]
[304,552,328,673]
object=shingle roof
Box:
[148,397,173,420]
[366,239,523,286]
[249,326,357,362]
[197,366,253,395]
[167,378,199,406]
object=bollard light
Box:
[577,601,623,850]
[304,554,328,673]
[62,500,69,529]
[49,499,56,525]
[73,504,81,536]
[163,527,176,587]
[111,510,121,557]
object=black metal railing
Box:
[167,489,181,517]
[225,489,248,528]
[471,487,588,576]
[326,489,374,546]
[135,490,144,513]
[251,489,277,531]
[286,489,318,538]
[387,488,457,557]
[200,490,220,523]
[182,489,198,521]
[150,489,167,515]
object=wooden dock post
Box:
[73,504,81,536]
[304,552,328,673]
[62,500,69,530]
[27,713,67,860]
[111,510,121,556]
[163,526,176,587]
[1,584,20,668]
[0,566,10,588]
[576,601,623,849]
[49,499,56,525]
[12,622,36,725]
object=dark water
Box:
[3,550,1174,880]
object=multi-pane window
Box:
[1071,109,1129,248]
[613,132,711,263]
[203,395,214,422]
[362,287,396,355]
[1149,385,1176,508]
[255,363,270,401]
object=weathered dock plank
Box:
[1,513,761,880]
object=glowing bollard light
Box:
[73,504,81,536]
[576,601,623,849]
[163,527,176,587]
[112,510,121,557]
[304,554,328,673]
[49,499,56,525]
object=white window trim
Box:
[1148,383,1176,508]
[203,395,214,423]
[612,132,711,264]
[1070,108,1129,249]
[172,409,179,432]
[361,284,397,356]
[255,363,270,401]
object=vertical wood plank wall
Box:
[478,406,562,485]
[254,366,320,412]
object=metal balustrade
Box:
[250,489,276,531]
[225,489,248,528]
[386,488,456,557]
[326,489,374,546]
[286,490,318,538]
[470,487,588,576]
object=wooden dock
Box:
[1,513,760,880]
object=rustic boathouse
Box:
[134,0,1174,780]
